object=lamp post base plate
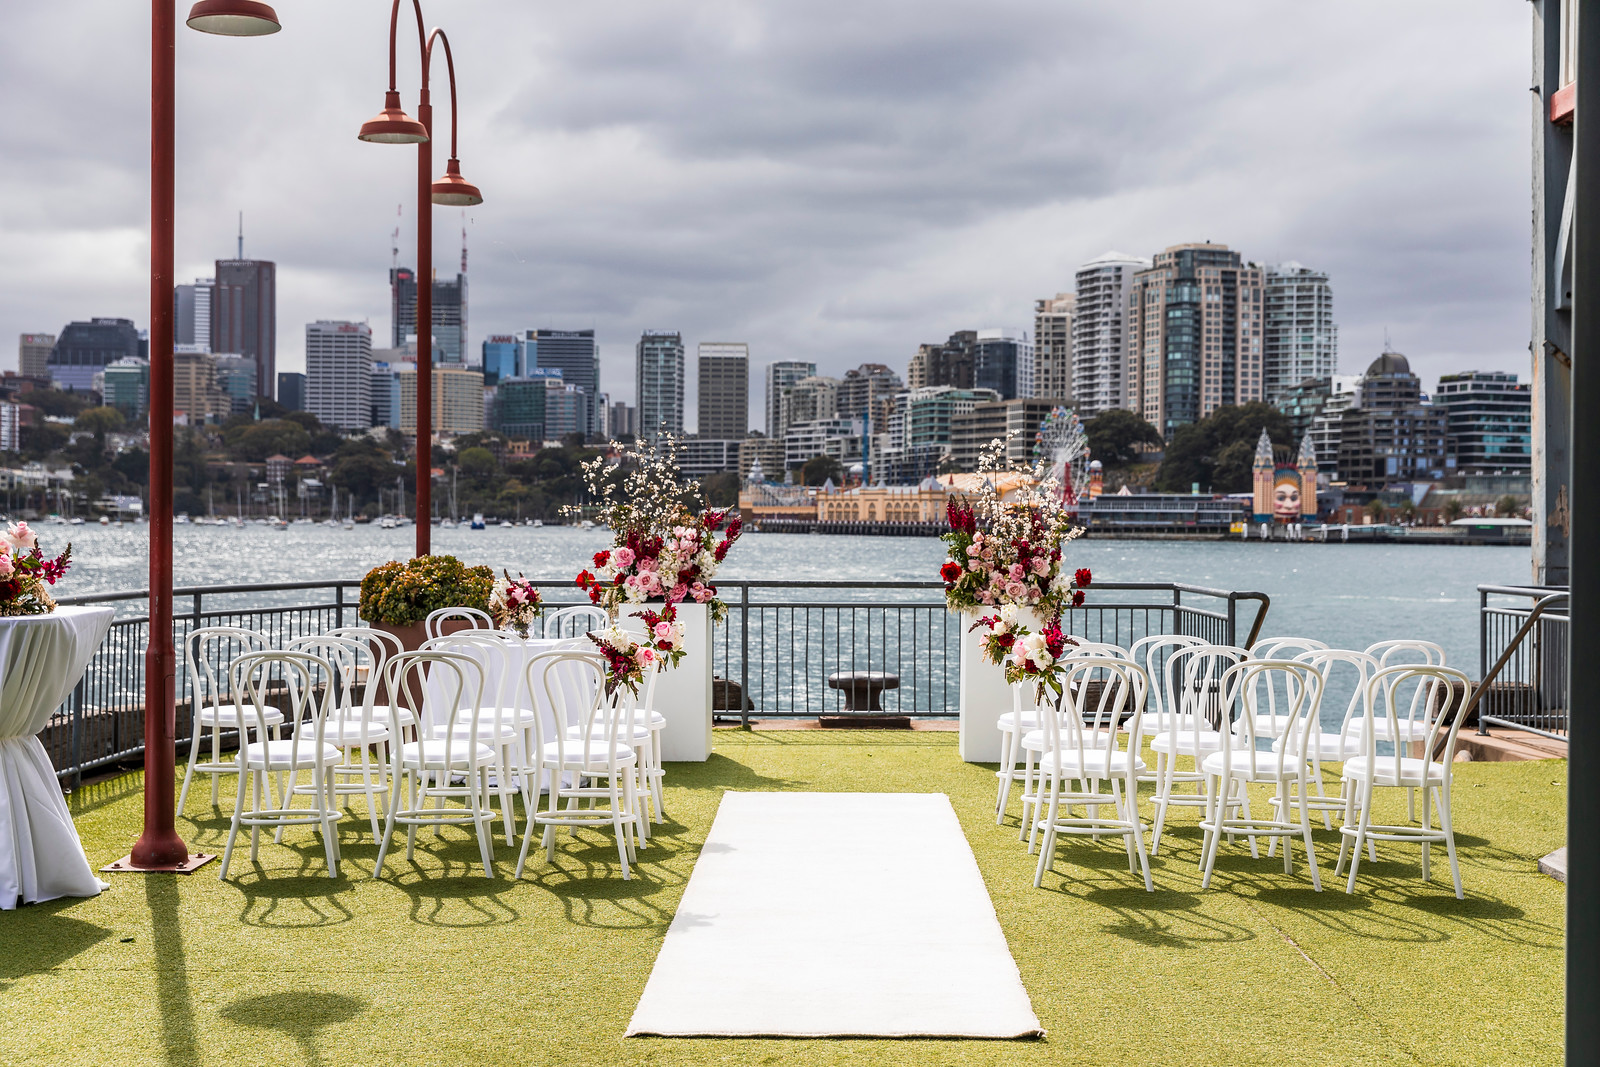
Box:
[101,853,216,874]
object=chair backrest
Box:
[1294,648,1378,742]
[432,629,526,733]
[1064,639,1129,660]
[526,649,623,772]
[1032,657,1148,775]
[1362,663,1473,780]
[425,606,494,639]
[1217,659,1325,781]
[326,625,405,717]
[283,634,367,716]
[1130,634,1207,730]
[380,649,487,769]
[228,649,334,776]
[1251,636,1329,660]
[186,625,271,713]
[1164,643,1249,742]
[544,605,610,640]
[1364,639,1447,668]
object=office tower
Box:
[875,386,1000,483]
[525,329,601,438]
[17,334,54,379]
[174,278,214,350]
[972,328,1034,400]
[212,258,275,399]
[542,380,586,439]
[951,397,1064,471]
[779,375,840,432]
[765,360,816,438]
[1126,243,1264,436]
[398,364,485,436]
[907,330,977,391]
[48,318,141,391]
[305,320,373,431]
[390,268,417,347]
[432,273,467,365]
[172,350,230,424]
[481,335,520,385]
[1033,294,1075,401]
[1434,370,1532,473]
[608,399,637,439]
[277,372,307,412]
[1263,262,1337,402]
[836,364,904,422]
[491,371,562,440]
[1335,352,1449,483]
[1072,252,1147,417]
[212,354,258,415]
[102,359,151,420]
[636,331,685,442]
[696,342,749,438]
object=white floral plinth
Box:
[622,601,712,762]
[957,609,1040,764]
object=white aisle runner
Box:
[627,792,1043,1039]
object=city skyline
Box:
[0,3,1529,413]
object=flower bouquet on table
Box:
[489,571,544,638]
[589,605,686,697]
[0,522,71,616]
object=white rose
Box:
[998,603,1020,625]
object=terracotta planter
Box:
[370,617,479,710]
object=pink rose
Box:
[0,554,13,577]
[654,621,674,640]
[1008,564,1025,581]
[637,556,656,572]
[613,547,636,568]
[4,522,35,552]
[1006,581,1025,598]
[640,647,656,663]
[691,583,712,603]
[670,583,688,603]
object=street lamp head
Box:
[358,90,430,144]
[431,158,483,206]
[186,0,281,35]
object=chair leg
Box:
[614,775,634,881]
[1420,784,1433,883]
[995,727,1015,824]
[1150,747,1176,857]
[318,769,339,879]
[1345,779,1375,894]
[475,768,497,879]
[1126,773,1154,892]
[210,724,223,808]
[1439,781,1463,899]
[178,725,202,814]
[1198,774,1222,890]
[1334,780,1357,876]
[1032,781,1060,889]
[219,763,248,880]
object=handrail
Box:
[1434,590,1570,759]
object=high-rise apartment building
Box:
[305,320,373,431]
[765,360,816,438]
[17,334,54,379]
[212,258,276,399]
[49,318,141,392]
[951,398,1063,471]
[1335,352,1449,483]
[636,331,685,442]
[907,331,977,391]
[1434,370,1532,474]
[836,364,904,424]
[607,399,637,439]
[212,354,258,415]
[277,372,306,412]
[398,364,485,436]
[526,329,601,438]
[1263,262,1337,402]
[1033,294,1075,402]
[481,335,520,385]
[1126,243,1264,436]
[390,268,417,347]
[390,268,467,367]
[172,350,230,424]
[972,328,1034,400]
[696,342,749,439]
[174,278,214,350]
[779,376,840,431]
[1071,252,1147,417]
[102,359,150,420]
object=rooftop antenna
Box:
[392,203,401,273]
[461,211,467,274]
[1383,326,1392,352]
[236,211,244,259]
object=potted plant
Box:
[359,554,495,651]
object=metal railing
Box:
[1475,584,1570,740]
[42,578,1270,781]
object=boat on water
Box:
[579,519,595,529]
[99,516,110,526]
[174,514,189,524]
[499,520,513,528]
[69,516,85,526]
[470,513,487,530]
[439,516,456,529]
[380,516,397,530]
[267,515,288,531]
[47,514,66,525]
[531,519,543,528]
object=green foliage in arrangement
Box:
[359,554,494,626]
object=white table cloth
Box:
[0,606,115,909]
[420,636,586,769]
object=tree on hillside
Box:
[801,454,843,486]
[225,419,312,463]
[27,389,92,420]
[1084,409,1163,468]
[458,446,497,482]
[1154,402,1292,493]
[74,406,126,438]
[701,471,741,508]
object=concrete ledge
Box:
[1540,848,1567,882]
[1456,729,1566,763]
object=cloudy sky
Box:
[1,2,1531,429]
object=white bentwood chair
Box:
[1027,657,1153,891]
[326,625,415,740]
[425,606,494,639]
[219,650,343,879]
[180,625,274,813]
[284,634,391,840]
[373,650,499,879]
[1337,663,1474,898]
[1354,639,1449,821]
[1147,644,1249,855]
[1197,659,1326,891]
[544,605,609,639]
[1013,639,1131,838]
[516,649,640,881]
[1247,637,1330,739]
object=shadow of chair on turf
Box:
[235,876,356,930]
[532,861,681,931]
[1080,887,1256,949]
[220,991,367,1067]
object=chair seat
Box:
[1349,718,1433,743]
[1020,729,1116,753]
[1039,750,1145,776]
[428,721,521,743]
[1274,731,1359,761]
[997,709,1064,732]
[568,723,652,744]
[1141,713,1207,734]
[542,741,637,770]
[1200,751,1303,781]
[1342,755,1446,788]
[363,703,418,728]
[1251,713,1297,737]
[321,717,392,745]
[399,738,496,769]
[242,739,341,769]
[198,704,284,728]
[456,705,542,728]
[1150,729,1223,755]
[602,706,667,729]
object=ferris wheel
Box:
[1032,406,1090,511]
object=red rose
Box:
[940,561,962,583]
[1071,590,1085,607]
[996,632,1015,650]
[593,550,611,568]
[1074,568,1092,588]
[575,569,595,589]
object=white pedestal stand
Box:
[957,609,1042,764]
[622,601,712,762]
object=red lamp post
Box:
[359,0,483,558]
[125,0,280,873]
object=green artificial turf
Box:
[0,731,1565,1067]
